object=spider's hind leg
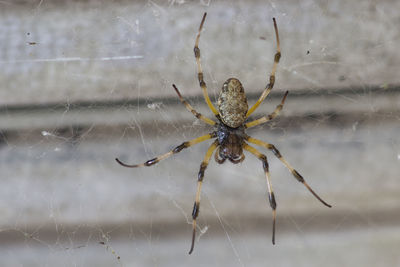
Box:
[189,140,219,254]
[243,143,277,244]
[245,136,332,208]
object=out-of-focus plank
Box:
[0,0,399,105]
[1,1,399,266]
[0,86,398,132]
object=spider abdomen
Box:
[217,78,248,128]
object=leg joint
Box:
[198,162,207,181]
[198,72,204,82]
[270,145,281,158]
[192,202,200,219]
[194,47,200,58]
[144,157,158,166]
[260,155,269,171]
[292,169,305,183]
[269,192,277,210]
[274,52,281,62]
[173,142,189,153]
[269,75,275,86]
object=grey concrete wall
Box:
[0,1,399,267]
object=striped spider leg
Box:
[116,12,331,255]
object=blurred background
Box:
[0,0,399,266]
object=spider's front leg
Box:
[115,132,216,168]
[194,12,219,116]
[189,140,219,254]
[246,17,281,118]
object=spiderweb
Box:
[0,1,399,266]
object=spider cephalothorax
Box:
[116,12,331,255]
[215,123,246,164]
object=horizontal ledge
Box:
[0,84,398,113]
[0,109,398,143]
[0,207,397,245]
[0,84,398,133]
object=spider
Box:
[116,13,331,254]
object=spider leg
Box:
[246,18,281,118]
[189,139,219,254]
[243,143,277,244]
[115,132,216,168]
[172,84,216,126]
[194,12,219,116]
[245,91,288,129]
[245,136,332,208]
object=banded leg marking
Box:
[243,143,277,244]
[246,18,281,118]
[115,132,216,168]
[172,84,216,126]
[189,140,219,254]
[245,136,332,208]
[194,12,219,116]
